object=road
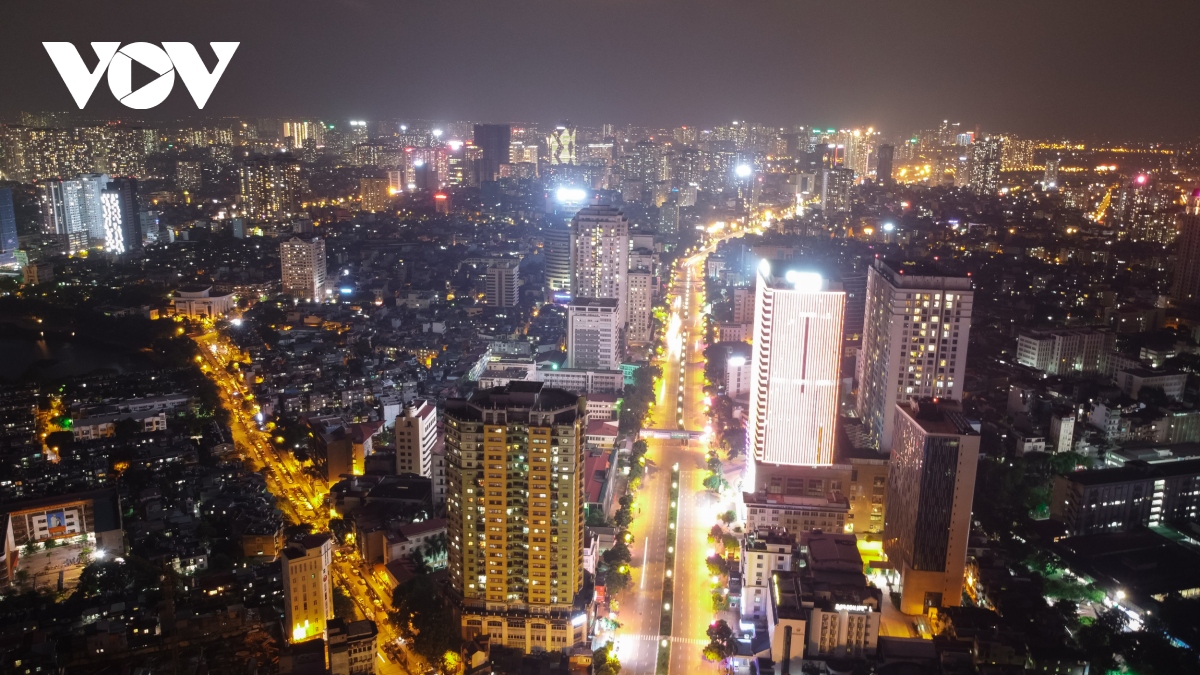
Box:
[615,246,730,675]
[192,328,412,675]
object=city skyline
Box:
[2,1,1200,139]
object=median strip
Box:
[657,462,681,675]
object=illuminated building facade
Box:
[359,176,391,212]
[485,259,521,307]
[543,223,572,292]
[239,157,300,220]
[967,136,1003,194]
[567,298,620,371]
[395,400,438,478]
[445,382,588,652]
[100,178,140,254]
[569,205,629,327]
[626,269,654,344]
[0,188,17,263]
[1172,189,1200,303]
[282,533,334,643]
[883,400,978,615]
[748,260,846,467]
[856,259,973,451]
[61,174,109,254]
[281,237,327,302]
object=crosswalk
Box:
[618,633,709,646]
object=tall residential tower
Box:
[856,260,973,450]
[445,382,588,652]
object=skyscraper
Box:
[240,157,300,219]
[626,269,654,345]
[570,205,629,327]
[445,382,588,652]
[856,260,974,451]
[966,137,1003,194]
[485,259,520,307]
[282,533,334,643]
[543,223,572,292]
[359,176,391,212]
[747,260,846,468]
[281,237,327,301]
[100,178,141,254]
[883,400,979,615]
[38,180,65,239]
[61,174,109,254]
[472,124,511,183]
[567,298,620,371]
[875,144,895,184]
[0,188,18,263]
[1173,189,1200,304]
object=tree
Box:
[702,619,736,662]
[594,641,621,675]
[333,586,357,620]
[391,576,461,674]
[603,541,632,567]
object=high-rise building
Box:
[281,237,327,301]
[38,180,65,239]
[485,259,521,307]
[820,167,855,214]
[61,174,109,254]
[176,160,202,192]
[282,533,334,643]
[856,260,973,451]
[570,205,629,326]
[747,260,846,468]
[1172,189,1200,304]
[359,176,391,213]
[472,124,511,183]
[543,223,572,293]
[883,400,979,615]
[1043,157,1060,189]
[626,269,654,344]
[967,137,1003,194]
[395,400,438,478]
[875,144,894,184]
[0,188,18,263]
[100,178,141,254]
[657,201,679,235]
[240,157,300,219]
[445,382,588,652]
[567,298,620,371]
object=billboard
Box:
[547,127,576,165]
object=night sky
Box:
[3,0,1197,139]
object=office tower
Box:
[100,178,141,254]
[472,124,511,183]
[445,382,587,653]
[0,188,17,263]
[395,400,438,477]
[543,223,572,292]
[883,400,979,615]
[626,269,653,344]
[176,161,202,192]
[240,157,300,219]
[359,176,391,213]
[61,174,109,254]
[856,259,973,451]
[283,533,334,643]
[966,136,1003,194]
[1175,190,1200,302]
[747,261,846,468]
[567,298,620,370]
[485,259,521,307]
[570,205,629,327]
[875,144,895,184]
[281,237,327,302]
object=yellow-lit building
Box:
[445,382,589,652]
[359,177,392,213]
[282,533,334,643]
